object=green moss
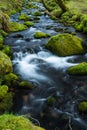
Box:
[78,101,87,113]
[0,0,23,15]
[10,9,17,14]
[52,9,62,17]
[0,114,45,130]
[2,45,11,56]
[74,23,83,32]
[19,13,31,21]
[0,51,12,75]
[0,30,8,37]
[46,33,85,56]
[33,11,42,16]
[9,22,27,32]
[19,81,34,89]
[24,21,34,27]
[3,73,18,87]
[0,85,8,99]
[25,2,39,9]
[34,31,50,39]
[47,97,56,105]
[67,62,87,75]
[0,85,13,114]
[0,35,3,48]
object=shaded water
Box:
[5,1,87,130]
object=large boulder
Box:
[0,51,12,75]
[46,33,85,56]
[67,62,87,75]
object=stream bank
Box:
[2,0,87,130]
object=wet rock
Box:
[24,38,31,42]
[67,62,87,75]
[12,34,24,38]
[46,33,85,56]
[33,16,40,21]
[54,27,64,32]
[34,31,50,39]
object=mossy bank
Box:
[42,0,87,33]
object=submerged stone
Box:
[34,31,50,38]
[67,62,87,75]
[19,81,34,89]
[78,101,87,113]
[46,33,85,56]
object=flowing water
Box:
[5,1,87,130]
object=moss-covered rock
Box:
[0,85,13,114]
[47,96,56,106]
[0,85,8,99]
[0,30,8,37]
[74,23,83,32]
[19,81,34,89]
[46,33,85,56]
[67,62,87,75]
[10,9,17,15]
[34,31,51,39]
[0,35,3,49]
[19,13,31,21]
[24,21,34,27]
[3,73,19,87]
[0,51,12,75]
[33,11,42,16]
[25,2,39,9]
[2,45,11,56]
[9,22,27,32]
[0,114,45,130]
[78,101,87,113]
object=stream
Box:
[5,1,87,130]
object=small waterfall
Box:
[13,48,77,83]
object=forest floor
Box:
[66,0,87,14]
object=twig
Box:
[69,116,72,130]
